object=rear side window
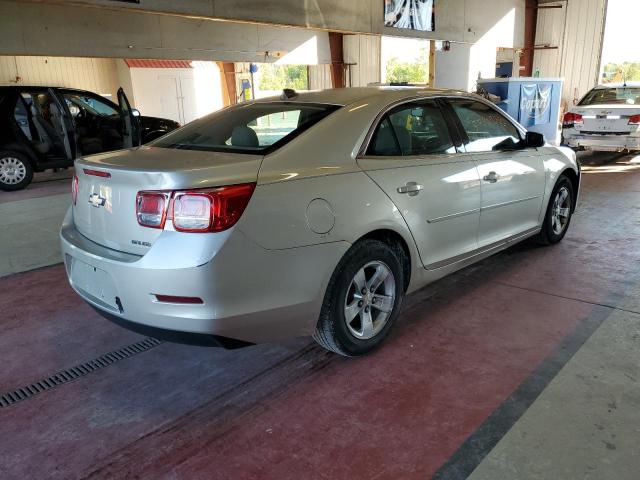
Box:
[449,99,521,153]
[367,101,455,156]
[152,102,340,154]
[579,87,640,106]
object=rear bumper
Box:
[563,133,640,151]
[60,208,349,344]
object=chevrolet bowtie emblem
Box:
[88,193,106,208]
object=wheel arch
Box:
[560,167,580,212]
[355,228,412,292]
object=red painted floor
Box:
[1,153,639,479]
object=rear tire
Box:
[535,175,574,245]
[313,239,405,356]
[0,151,33,191]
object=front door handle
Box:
[483,171,499,183]
[397,182,424,196]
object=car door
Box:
[48,89,77,161]
[117,87,141,148]
[446,98,546,248]
[358,99,482,270]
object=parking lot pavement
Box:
[0,169,73,204]
[0,170,73,277]
[1,153,640,479]
[0,193,69,277]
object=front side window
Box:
[579,87,640,106]
[153,102,339,154]
[62,92,119,117]
[449,99,521,153]
[367,101,455,156]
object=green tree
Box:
[602,62,640,83]
[385,47,429,84]
[258,64,308,91]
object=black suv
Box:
[0,86,180,190]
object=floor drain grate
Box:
[0,337,163,408]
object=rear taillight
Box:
[172,183,256,233]
[71,174,79,205]
[563,112,583,128]
[136,183,255,233]
[136,192,169,229]
[629,114,640,126]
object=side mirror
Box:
[525,131,545,148]
[132,109,141,117]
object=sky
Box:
[600,0,640,64]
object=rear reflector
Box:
[155,294,204,304]
[83,168,111,178]
[136,192,169,229]
[629,114,640,126]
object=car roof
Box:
[593,82,640,89]
[253,86,471,107]
[0,85,101,95]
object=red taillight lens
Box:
[83,168,111,178]
[629,114,640,126]
[136,192,169,229]
[171,183,256,233]
[71,174,79,205]
[563,112,583,128]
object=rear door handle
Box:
[397,182,424,196]
[483,171,499,183]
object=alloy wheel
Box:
[0,157,27,185]
[551,186,571,235]
[343,260,396,340]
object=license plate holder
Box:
[70,258,119,311]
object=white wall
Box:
[308,65,332,90]
[0,56,119,98]
[128,62,224,124]
[533,0,607,107]
[434,2,523,91]
[344,35,381,87]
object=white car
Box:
[61,87,580,356]
[563,82,640,152]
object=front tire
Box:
[313,239,405,356]
[536,175,574,245]
[0,151,33,191]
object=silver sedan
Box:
[61,87,580,356]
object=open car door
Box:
[48,88,77,160]
[117,87,141,148]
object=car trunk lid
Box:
[73,146,261,255]
[572,104,640,134]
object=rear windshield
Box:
[579,87,640,106]
[152,102,340,154]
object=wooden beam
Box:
[328,32,344,88]
[429,40,435,87]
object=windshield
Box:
[579,87,640,106]
[152,102,340,154]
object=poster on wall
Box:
[384,0,435,32]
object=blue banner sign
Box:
[519,83,552,127]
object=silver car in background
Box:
[61,87,580,356]
[563,82,640,152]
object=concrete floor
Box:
[1,153,640,479]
